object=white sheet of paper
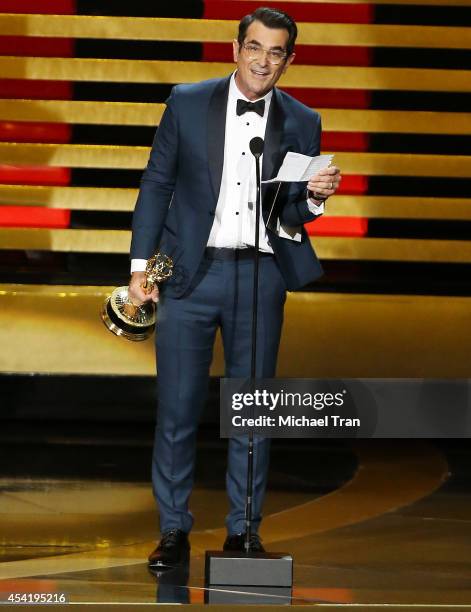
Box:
[262,152,334,184]
[277,222,302,242]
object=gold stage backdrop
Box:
[0,285,470,377]
[0,4,470,376]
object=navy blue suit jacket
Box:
[130,75,324,296]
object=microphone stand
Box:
[204,135,293,600]
[245,137,263,554]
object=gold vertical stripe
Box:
[1,100,470,135]
[331,152,471,178]
[326,195,471,220]
[0,286,469,378]
[0,14,470,49]
[0,228,131,253]
[1,143,470,177]
[319,108,471,135]
[0,185,137,211]
[312,236,471,263]
[1,186,471,220]
[0,142,149,169]
[1,229,470,263]
[0,15,237,43]
[0,100,165,126]
[0,57,469,92]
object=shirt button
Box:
[242,152,245,155]
[235,212,239,215]
[246,122,250,126]
[237,182,240,186]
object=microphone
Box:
[249,136,264,158]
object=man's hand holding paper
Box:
[262,150,341,201]
[307,165,342,202]
[265,151,342,243]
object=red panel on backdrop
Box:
[0,205,70,228]
[203,1,374,23]
[0,80,73,100]
[0,37,74,57]
[281,88,371,109]
[335,175,369,194]
[0,0,75,229]
[203,43,372,67]
[322,132,369,152]
[293,46,372,66]
[307,216,368,237]
[0,122,71,143]
[0,0,75,13]
[0,167,71,186]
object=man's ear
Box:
[282,52,295,74]
[232,39,240,63]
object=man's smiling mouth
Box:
[251,69,269,77]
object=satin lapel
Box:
[262,87,285,212]
[262,88,285,181]
[207,76,231,204]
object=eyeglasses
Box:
[242,42,287,65]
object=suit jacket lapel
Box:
[262,88,285,220]
[207,76,231,204]
[262,87,284,185]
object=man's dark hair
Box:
[237,7,297,57]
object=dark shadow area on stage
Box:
[0,413,355,491]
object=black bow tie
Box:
[236,98,265,118]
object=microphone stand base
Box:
[204,550,293,603]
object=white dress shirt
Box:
[131,73,324,272]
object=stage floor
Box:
[0,422,470,609]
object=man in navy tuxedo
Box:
[129,7,341,568]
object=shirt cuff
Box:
[130,258,147,273]
[306,198,325,215]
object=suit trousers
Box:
[152,252,287,535]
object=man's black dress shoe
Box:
[223,533,265,553]
[148,529,190,569]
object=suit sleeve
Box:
[130,88,179,260]
[278,113,323,228]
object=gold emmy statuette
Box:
[101,252,173,341]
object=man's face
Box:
[233,20,295,101]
